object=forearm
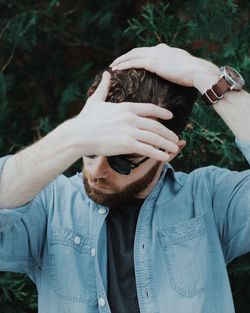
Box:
[0,118,83,209]
[193,66,250,142]
[213,90,250,141]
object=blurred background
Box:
[0,0,250,312]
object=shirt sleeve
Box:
[206,164,250,264]
[0,155,51,278]
[235,138,250,164]
[208,139,250,264]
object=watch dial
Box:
[225,66,245,87]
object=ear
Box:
[167,139,186,163]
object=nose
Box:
[86,156,110,179]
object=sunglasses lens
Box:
[107,156,131,175]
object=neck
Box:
[135,163,164,198]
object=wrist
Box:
[192,59,220,94]
[63,116,97,158]
[59,117,87,158]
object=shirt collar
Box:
[161,162,182,186]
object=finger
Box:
[178,139,186,148]
[111,58,148,72]
[133,141,170,162]
[123,102,173,120]
[89,71,111,102]
[135,130,179,153]
[110,47,147,67]
[134,116,179,144]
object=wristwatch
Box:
[202,66,245,105]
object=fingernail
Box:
[166,111,173,119]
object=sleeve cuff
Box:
[235,138,250,164]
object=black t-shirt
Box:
[107,198,145,313]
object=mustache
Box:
[83,169,114,187]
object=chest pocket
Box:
[49,225,97,304]
[158,213,209,298]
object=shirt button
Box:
[98,207,107,215]
[91,248,96,257]
[98,297,106,307]
[74,236,81,245]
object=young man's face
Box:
[82,156,164,207]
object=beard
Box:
[83,161,162,207]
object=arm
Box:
[0,71,179,209]
[111,44,250,261]
[111,44,250,142]
[192,66,250,142]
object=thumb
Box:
[89,71,111,102]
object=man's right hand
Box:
[0,71,179,209]
[72,71,179,162]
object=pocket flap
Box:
[50,225,91,254]
[159,213,206,247]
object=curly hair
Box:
[87,68,198,135]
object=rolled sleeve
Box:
[0,155,50,276]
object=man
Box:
[0,43,249,313]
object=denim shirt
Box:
[0,139,250,313]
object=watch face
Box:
[222,66,245,90]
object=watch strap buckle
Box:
[202,78,230,105]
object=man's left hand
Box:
[110,43,219,93]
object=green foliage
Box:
[125,0,250,172]
[0,273,37,312]
[0,0,250,312]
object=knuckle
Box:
[152,133,160,142]
[173,135,180,143]
[164,127,176,138]
[122,136,134,149]
[149,145,157,155]
[122,111,134,123]
[120,110,128,119]
[153,121,162,133]
[169,143,179,153]
[157,43,166,48]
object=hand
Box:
[110,43,219,93]
[73,71,180,162]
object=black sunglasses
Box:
[85,154,150,175]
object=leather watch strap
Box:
[202,78,231,105]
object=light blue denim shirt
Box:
[0,139,250,313]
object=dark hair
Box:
[87,69,198,135]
